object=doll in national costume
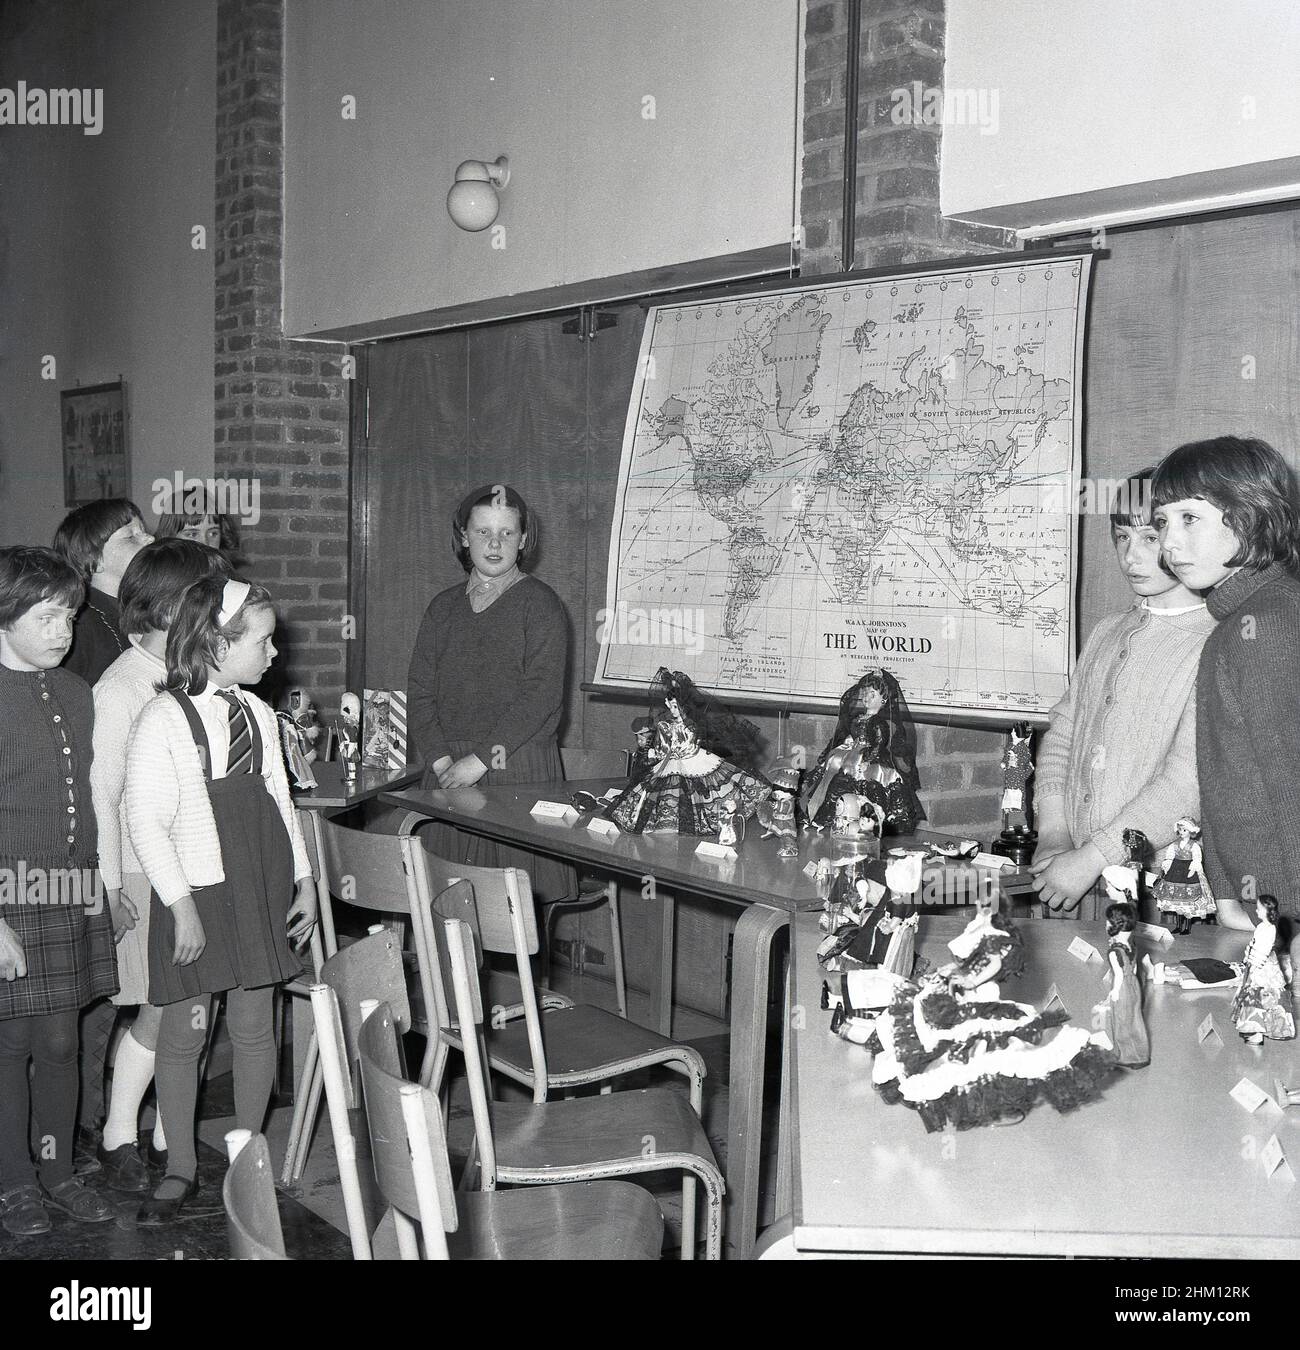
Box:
[865,893,1116,1132]
[609,669,769,835]
[1230,894,1296,1044]
[755,761,800,858]
[1151,818,1215,934]
[802,668,924,835]
[1000,721,1034,832]
[1097,901,1150,1068]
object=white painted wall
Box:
[942,0,1300,230]
[0,0,215,546]
[283,0,801,336]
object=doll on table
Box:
[1000,721,1034,832]
[1230,894,1296,1044]
[938,886,1027,1001]
[1151,818,1215,934]
[610,669,769,835]
[802,668,924,835]
[1097,901,1150,1068]
[284,688,322,763]
[716,796,745,849]
[336,692,361,781]
[628,716,661,780]
[755,761,800,858]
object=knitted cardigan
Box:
[124,686,311,906]
[1198,564,1300,917]
[1036,600,1215,863]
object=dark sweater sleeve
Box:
[1238,600,1300,903]
[471,584,567,769]
[406,599,454,768]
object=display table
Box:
[774,912,1300,1259]
[381,780,1014,1259]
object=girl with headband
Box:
[124,574,317,1223]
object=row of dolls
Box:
[608,666,925,852]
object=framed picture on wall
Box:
[61,380,129,507]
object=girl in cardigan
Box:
[0,547,117,1236]
[406,484,573,903]
[1032,469,1215,918]
[125,576,316,1222]
[91,541,231,1192]
[1152,436,1300,976]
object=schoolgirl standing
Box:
[125,576,316,1222]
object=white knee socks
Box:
[102,1029,158,1152]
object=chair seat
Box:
[493,1087,718,1177]
[485,1005,698,1082]
[451,1181,663,1260]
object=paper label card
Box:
[1261,1134,1295,1182]
[1042,983,1069,1016]
[1196,1014,1223,1046]
[530,800,579,824]
[1229,1077,1271,1114]
[695,841,737,861]
[802,861,820,879]
[1067,937,1100,963]
[972,852,1012,870]
[1136,921,1174,945]
[585,817,619,838]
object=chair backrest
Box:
[319,928,410,1082]
[409,860,551,1095]
[314,816,439,1063]
[441,916,502,1187]
[357,1001,455,1260]
[223,1131,288,1260]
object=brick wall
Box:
[801,0,1019,840]
[214,0,350,712]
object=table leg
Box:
[774,959,793,1218]
[725,903,789,1261]
[645,885,676,1037]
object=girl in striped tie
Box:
[124,576,317,1223]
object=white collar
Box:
[194,681,245,706]
[127,637,167,671]
[1141,598,1208,616]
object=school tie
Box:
[216,690,253,776]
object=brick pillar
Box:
[800,0,1019,839]
[214,0,349,711]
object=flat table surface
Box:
[790,912,1300,1258]
[293,760,422,810]
[382,781,1001,912]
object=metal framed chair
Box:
[223,1130,288,1261]
[439,913,726,1259]
[354,998,664,1260]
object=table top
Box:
[790,911,1300,1258]
[384,780,1011,913]
[292,760,422,810]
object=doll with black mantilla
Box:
[802,667,924,835]
[610,668,769,835]
[406,484,574,905]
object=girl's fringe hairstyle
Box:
[451,483,538,572]
[1151,436,1300,572]
[163,573,273,694]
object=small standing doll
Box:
[1230,894,1295,1044]
[284,688,322,763]
[609,668,769,835]
[716,796,745,849]
[336,692,362,781]
[628,716,661,780]
[1098,901,1150,1068]
[1000,721,1034,833]
[1151,818,1215,934]
[755,761,800,858]
[802,667,924,835]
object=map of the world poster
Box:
[594,253,1092,719]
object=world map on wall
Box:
[594,255,1092,718]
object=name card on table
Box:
[1196,1014,1223,1047]
[1136,921,1175,945]
[586,817,620,838]
[1042,983,1069,1016]
[1067,936,1100,963]
[1229,1077,1273,1114]
[695,841,738,861]
[971,852,1012,870]
[1261,1134,1295,1183]
[530,800,580,824]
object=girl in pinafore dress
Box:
[407,485,575,904]
[1151,818,1215,934]
[125,576,317,1223]
[0,548,117,1236]
[90,540,231,1192]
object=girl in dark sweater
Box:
[406,484,572,903]
[1152,435,1300,978]
[0,547,117,1236]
